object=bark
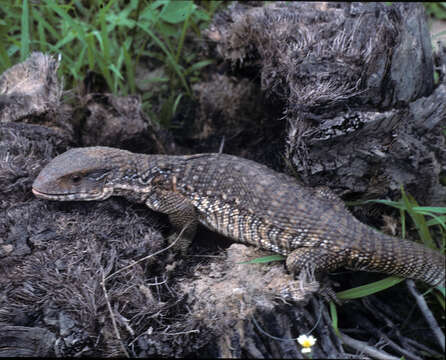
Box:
[201,1,445,206]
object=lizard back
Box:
[167,154,375,251]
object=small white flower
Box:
[297,334,316,353]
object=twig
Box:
[251,316,299,342]
[307,298,324,334]
[406,279,445,352]
[361,297,423,360]
[376,333,422,360]
[339,332,400,360]
[104,222,190,282]
[114,309,135,337]
[316,297,345,352]
[162,329,200,336]
[145,275,168,286]
[186,254,226,258]
[101,268,130,358]
[252,313,323,343]
[405,337,444,357]
[218,135,225,154]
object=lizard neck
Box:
[108,153,181,203]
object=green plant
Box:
[424,2,446,20]
[0,0,221,124]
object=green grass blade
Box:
[238,254,285,264]
[412,206,446,214]
[175,1,195,63]
[172,93,184,115]
[185,59,213,75]
[203,0,221,18]
[412,211,446,230]
[86,33,95,70]
[400,188,435,249]
[92,30,104,51]
[54,31,77,49]
[110,46,125,93]
[426,216,446,227]
[7,44,20,59]
[20,0,30,60]
[100,9,110,61]
[140,77,169,84]
[0,35,11,69]
[32,8,59,40]
[329,301,340,337]
[73,44,87,79]
[73,0,89,18]
[96,56,113,91]
[123,38,135,93]
[400,205,406,238]
[95,7,114,91]
[99,12,110,62]
[336,276,404,299]
[434,291,445,311]
[36,13,47,52]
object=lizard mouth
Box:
[32,188,110,201]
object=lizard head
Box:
[32,146,129,201]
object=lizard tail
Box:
[349,224,445,287]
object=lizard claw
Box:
[316,277,343,305]
[295,266,343,304]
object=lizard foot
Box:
[316,276,343,305]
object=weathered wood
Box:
[203,2,445,206]
[0,326,55,357]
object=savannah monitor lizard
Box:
[32,146,445,287]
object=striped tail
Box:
[347,224,445,287]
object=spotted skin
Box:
[32,146,445,287]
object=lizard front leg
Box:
[146,190,197,255]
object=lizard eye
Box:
[71,175,82,184]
